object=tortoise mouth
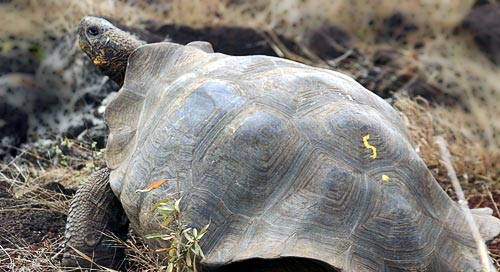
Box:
[77,37,107,67]
[77,29,94,61]
[202,257,339,272]
[77,39,86,51]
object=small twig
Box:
[12,163,28,182]
[327,48,353,66]
[435,136,491,272]
[264,30,330,68]
[483,185,500,218]
[0,243,13,265]
[50,247,65,262]
[68,245,117,272]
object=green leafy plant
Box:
[145,188,209,272]
[54,139,104,171]
[54,144,68,167]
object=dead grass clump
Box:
[1,164,75,215]
[0,138,104,214]
[0,138,106,270]
[123,232,166,271]
[0,235,65,271]
[393,94,499,191]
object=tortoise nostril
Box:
[87,26,100,36]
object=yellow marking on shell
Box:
[382,175,390,182]
[363,134,377,159]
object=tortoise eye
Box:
[87,26,100,36]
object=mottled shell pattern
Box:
[104,42,498,271]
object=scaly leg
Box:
[62,168,129,270]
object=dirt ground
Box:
[0,186,64,248]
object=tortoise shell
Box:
[104,42,497,271]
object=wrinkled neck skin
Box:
[77,17,144,86]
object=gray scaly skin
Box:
[77,17,144,86]
[62,168,129,269]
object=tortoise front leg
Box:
[62,168,129,270]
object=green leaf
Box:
[166,262,173,272]
[154,247,170,253]
[186,248,192,267]
[160,234,175,241]
[194,242,205,259]
[169,248,177,258]
[197,223,210,240]
[151,197,175,212]
[1,40,13,53]
[199,223,210,234]
[192,228,198,239]
[162,216,174,227]
[174,198,182,212]
[157,205,175,213]
[84,162,95,171]
[193,255,198,272]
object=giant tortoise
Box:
[62,16,500,271]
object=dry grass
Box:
[0,139,103,271]
[394,95,499,190]
[0,235,66,271]
[1,137,105,196]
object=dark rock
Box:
[303,24,351,60]
[356,49,464,107]
[472,0,491,8]
[0,102,28,158]
[376,11,418,44]
[356,49,412,98]
[406,79,464,108]
[76,121,107,148]
[147,24,302,57]
[462,3,500,65]
[43,182,76,196]
[109,19,164,43]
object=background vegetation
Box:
[0,0,498,270]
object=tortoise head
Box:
[77,16,144,86]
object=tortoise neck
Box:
[98,30,144,86]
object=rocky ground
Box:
[0,0,499,270]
